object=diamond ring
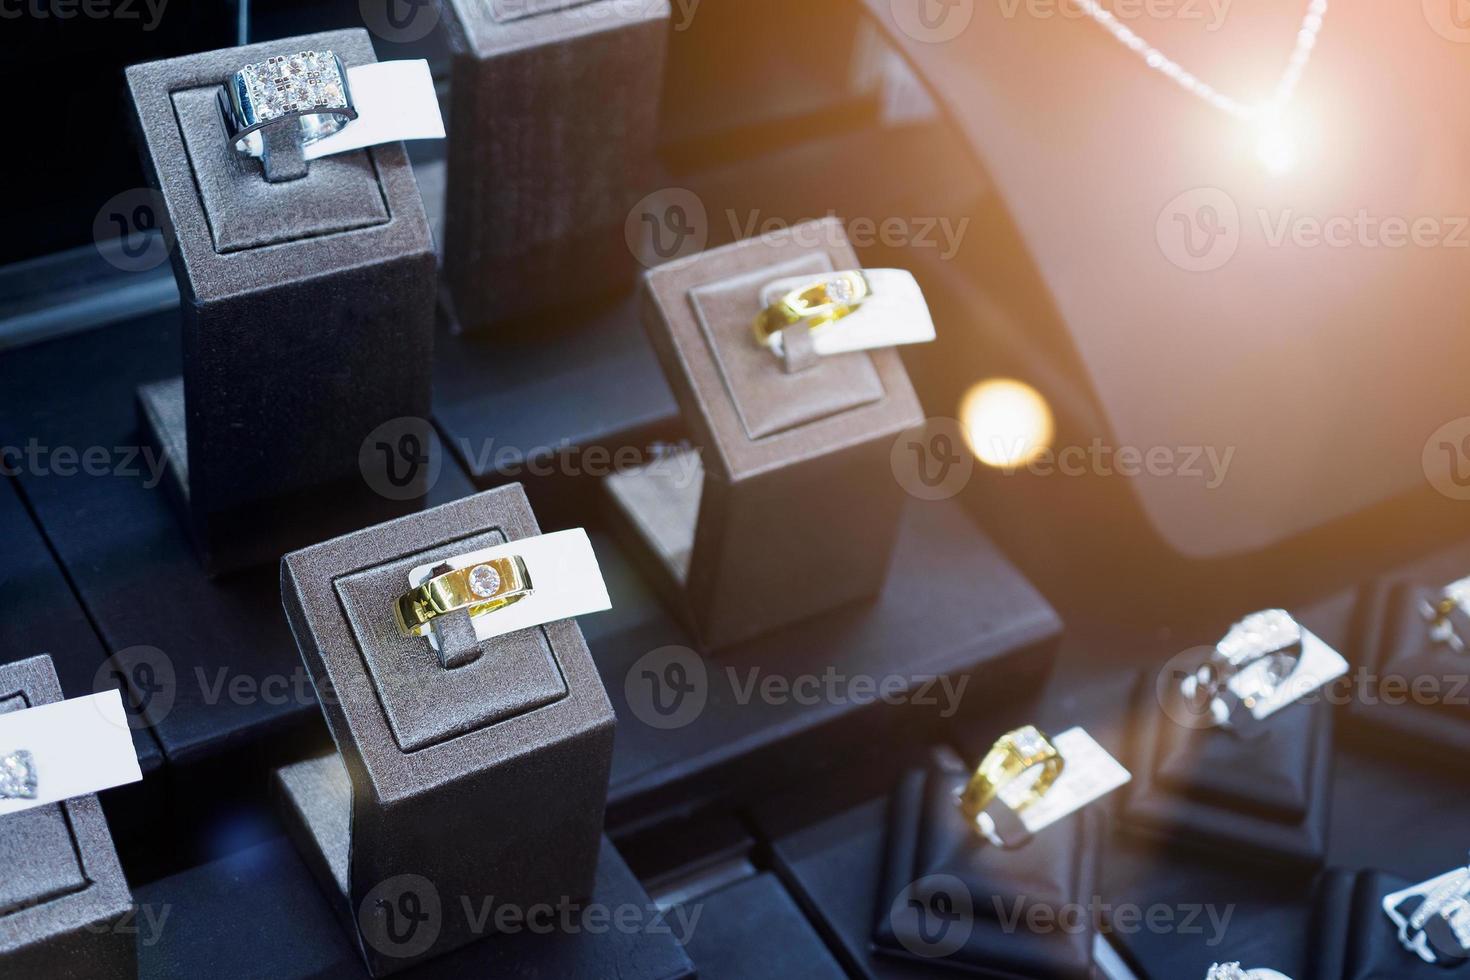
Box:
[1386,856,1470,964]
[957,725,1064,831]
[752,270,871,350]
[394,556,534,639]
[1207,963,1293,980]
[0,749,38,801]
[219,50,358,163]
[1181,609,1304,730]
[1421,574,1470,654]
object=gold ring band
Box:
[393,556,534,638]
[752,271,871,347]
[958,725,1064,824]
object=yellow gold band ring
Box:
[752,270,870,348]
[958,725,1064,824]
[394,556,534,638]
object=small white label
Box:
[407,528,612,647]
[306,60,446,160]
[0,691,143,818]
[1005,727,1131,835]
[1237,627,1348,722]
[760,268,937,357]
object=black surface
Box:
[135,835,695,980]
[586,496,1063,829]
[679,872,848,980]
[0,311,476,771]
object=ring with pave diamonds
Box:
[1206,964,1293,980]
[752,270,871,349]
[1421,574,1470,654]
[393,556,534,639]
[1180,609,1305,730]
[1390,858,1470,964]
[0,749,38,801]
[957,725,1064,827]
[219,50,357,160]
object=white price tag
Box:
[1005,727,1131,835]
[1235,627,1348,722]
[0,691,143,818]
[306,60,446,160]
[407,528,612,646]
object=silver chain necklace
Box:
[1068,0,1328,168]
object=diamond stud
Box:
[468,564,502,600]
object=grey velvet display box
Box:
[606,217,924,648]
[0,656,135,980]
[125,29,438,576]
[277,486,616,977]
[439,0,670,330]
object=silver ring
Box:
[218,50,357,159]
[1207,964,1293,980]
[1395,861,1470,963]
[0,749,38,800]
[1181,609,1304,730]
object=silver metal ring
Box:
[1207,964,1293,980]
[1181,609,1304,730]
[1421,574,1470,653]
[0,748,38,800]
[218,50,357,159]
[1397,863,1470,963]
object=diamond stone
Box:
[1206,965,1250,980]
[468,564,502,599]
[0,750,37,800]
[240,50,348,123]
[825,276,857,304]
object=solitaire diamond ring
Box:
[219,50,357,161]
[0,749,38,800]
[1181,609,1305,730]
[394,556,534,639]
[752,270,871,349]
[957,725,1064,831]
[1421,574,1470,654]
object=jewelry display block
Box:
[133,835,694,980]
[277,486,615,976]
[874,758,1102,978]
[1308,868,1465,980]
[0,656,135,980]
[1348,542,1470,760]
[125,29,438,575]
[440,0,670,331]
[607,217,923,649]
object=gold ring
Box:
[393,556,534,638]
[958,725,1064,824]
[752,271,870,347]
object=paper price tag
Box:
[0,691,143,818]
[407,528,612,645]
[1234,627,1348,722]
[1003,727,1131,835]
[306,60,446,160]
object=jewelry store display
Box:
[393,555,534,638]
[1386,856,1470,965]
[1067,0,1327,170]
[1206,965,1293,980]
[1181,609,1304,730]
[958,725,1064,827]
[1421,575,1470,654]
[219,50,357,160]
[752,270,871,348]
[0,748,37,800]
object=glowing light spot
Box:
[959,378,1055,470]
[1254,113,1298,175]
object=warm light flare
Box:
[959,379,1056,470]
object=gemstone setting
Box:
[239,51,348,123]
[468,564,502,600]
[0,749,38,800]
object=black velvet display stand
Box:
[0,656,135,979]
[276,486,616,976]
[126,29,438,575]
[1122,656,1334,869]
[1348,541,1470,760]
[1309,867,1470,980]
